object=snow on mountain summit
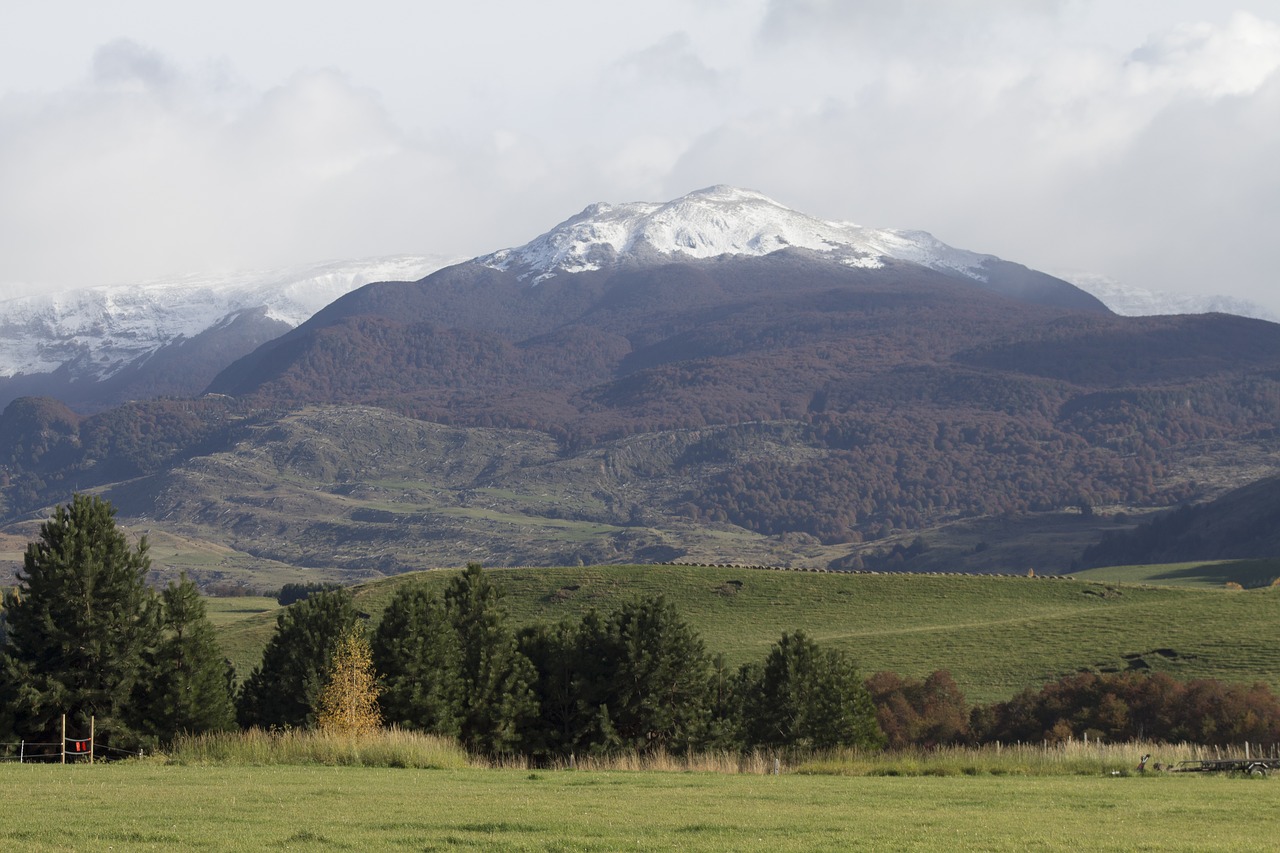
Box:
[480,186,994,283]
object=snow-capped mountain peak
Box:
[479,185,993,283]
[0,255,457,381]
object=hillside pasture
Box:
[1072,558,1280,589]
[213,565,1280,704]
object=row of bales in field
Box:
[663,561,1073,580]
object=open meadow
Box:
[216,565,1280,704]
[1,760,1277,851]
[131,563,1279,851]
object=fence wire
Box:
[0,738,144,762]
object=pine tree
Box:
[237,589,360,729]
[316,628,382,736]
[371,585,463,736]
[595,596,710,753]
[444,563,537,755]
[0,606,18,749]
[520,599,712,757]
[517,617,595,757]
[0,494,158,752]
[744,631,884,750]
[703,653,750,750]
[131,575,236,744]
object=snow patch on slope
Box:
[480,185,992,283]
[0,255,456,380]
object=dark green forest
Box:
[5,498,1279,762]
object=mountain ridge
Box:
[4,187,1275,415]
[475,185,1109,315]
[0,255,457,410]
[3,187,1279,585]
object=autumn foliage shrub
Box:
[866,670,971,749]
[971,671,1280,746]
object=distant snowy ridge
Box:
[480,185,994,283]
[1065,272,1279,322]
[479,186,1276,321]
[0,255,456,380]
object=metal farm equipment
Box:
[1167,758,1279,776]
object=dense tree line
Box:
[240,565,886,757]
[239,566,1280,756]
[276,582,343,606]
[6,500,1280,759]
[0,495,234,756]
[1081,474,1280,568]
[972,671,1280,746]
[867,668,1280,748]
[867,670,972,749]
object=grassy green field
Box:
[1,762,1276,851]
[1072,558,1280,589]
[213,565,1280,704]
[202,595,279,628]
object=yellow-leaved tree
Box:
[316,628,382,736]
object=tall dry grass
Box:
[161,730,1274,777]
[482,748,786,775]
[793,739,1255,777]
[521,740,1225,777]
[165,727,469,769]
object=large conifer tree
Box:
[0,494,158,752]
[130,576,236,743]
[371,585,464,735]
[594,596,710,753]
[743,631,884,750]
[519,598,711,757]
[517,615,604,757]
[444,563,537,755]
[237,589,360,729]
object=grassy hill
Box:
[1072,558,1280,589]
[214,564,1280,706]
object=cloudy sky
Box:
[2,1,1278,311]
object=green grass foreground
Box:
[1,761,1277,851]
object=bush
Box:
[973,671,1280,746]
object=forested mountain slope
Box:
[3,188,1279,582]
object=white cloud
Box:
[91,38,181,93]
[0,3,1278,315]
[609,33,721,90]
[662,2,1280,311]
[1126,11,1280,98]
[0,42,478,289]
